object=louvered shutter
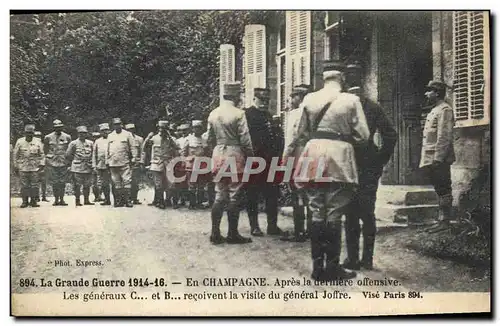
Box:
[244,25,266,107]
[219,44,235,100]
[453,11,489,126]
[286,11,311,98]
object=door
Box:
[378,12,433,185]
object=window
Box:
[244,24,266,107]
[278,21,286,53]
[219,44,235,100]
[453,11,490,127]
[324,11,341,61]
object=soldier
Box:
[207,82,253,244]
[419,80,456,228]
[202,129,215,208]
[245,88,283,236]
[34,130,49,202]
[90,131,103,202]
[283,60,370,281]
[280,85,311,242]
[141,120,179,209]
[13,124,45,208]
[183,120,210,209]
[125,123,144,205]
[342,63,398,271]
[93,123,112,206]
[44,119,72,206]
[142,122,160,207]
[66,126,94,206]
[106,118,138,208]
[174,123,190,207]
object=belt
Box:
[216,140,240,146]
[310,131,354,144]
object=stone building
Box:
[219,11,490,211]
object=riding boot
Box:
[75,186,82,206]
[361,234,375,270]
[343,214,361,270]
[20,189,29,208]
[93,185,101,202]
[52,185,60,206]
[188,190,197,209]
[323,221,356,280]
[101,185,111,205]
[114,189,123,207]
[30,188,40,207]
[83,187,94,205]
[41,181,48,201]
[59,184,68,206]
[157,190,166,209]
[226,202,252,244]
[210,201,225,244]
[310,221,325,281]
[248,212,263,236]
[124,188,134,207]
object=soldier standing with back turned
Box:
[44,119,72,206]
[284,61,370,281]
[66,126,95,206]
[207,82,254,244]
[342,62,398,271]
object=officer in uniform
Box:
[13,124,45,208]
[281,85,311,242]
[142,122,159,206]
[420,80,456,227]
[106,118,138,208]
[90,131,103,202]
[342,62,398,271]
[66,126,95,206]
[245,88,283,236]
[141,120,179,209]
[93,123,112,205]
[34,131,49,202]
[284,60,370,281]
[44,119,72,206]
[207,82,254,244]
[174,123,190,207]
[125,123,144,205]
[202,129,215,208]
[183,120,210,209]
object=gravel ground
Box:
[11,189,489,296]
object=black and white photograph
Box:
[9,10,491,316]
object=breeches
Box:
[215,178,244,205]
[96,169,111,187]
[47,166,67,185]
[19,172,39,190]
[424,163,452,197]
[72,173,92,188]
[110,165,132,189]
[306,183,355,223]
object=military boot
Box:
[58,185,69,206]
[361,234,375,270]
[281,205,306,242]
[310,221,325,281]
[83,187,94,205]
[124,189,134,208]
[114,189,123,207]
[226,203,252,244]
[20,196,29,208]
[101,185,111,205]
[74,186,82,206]
[188,190,197,209]
[323,222,356,280]
[439,194,453,222]
[343,216,361,270]
[248,213,264,237]
[30,190,40,207]
[210,202,226,245]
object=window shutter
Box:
[286,11,311,96]
[244,25,266,107]
[453,11,489,127]
[219,44,235,100]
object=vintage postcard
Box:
[10,10,491,316]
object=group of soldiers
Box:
[12,57,456,282]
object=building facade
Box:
[219,11,490,208]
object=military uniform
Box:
[183,120,210,209]
[126,124,144,205]
[245,88,282,236]
[281,85,311,242]
[207,82,254,244]
[34,131,48,202]
[141,126,159,206]
[141,121,179,209]
[44,119,72,206]
[343,69,398,270]
[285,61,370,281]
[173,124,190,207]
[67,126,94,206]
[202,130,215,207]
[90,131,102,202]
[93,123,112,205]
[13,125,45,207]
[420,80,455,224]
[107,118,138,207]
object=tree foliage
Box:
[10,10,278,141]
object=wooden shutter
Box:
[219,44,235,100]
[453,11,489,127]
[285,11,311,98]
[244,25,266,107]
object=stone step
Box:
[377,186,438,206]
[375,204,438,226]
